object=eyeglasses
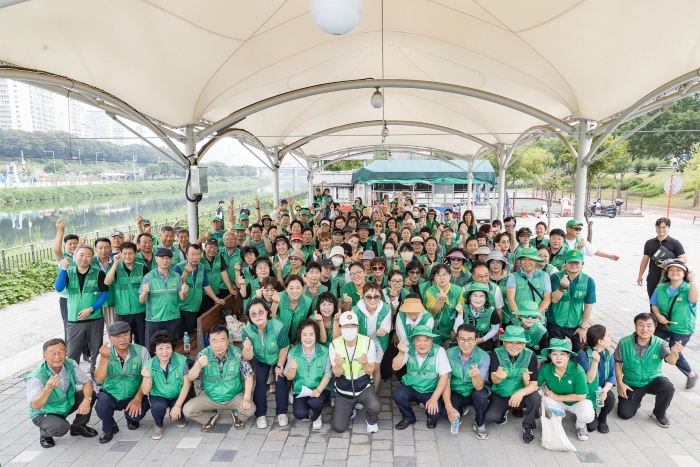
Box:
[371,266,385,271]
[408,270,421,276]
[349,270,364,277]
[249,310,266,318]
[435,273,450,278]
[364,294,381,301]
[458,337,476,344]
[390,280,404,285]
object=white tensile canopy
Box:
[1,0,699,232]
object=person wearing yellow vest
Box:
[329,311,382,434]
[650,261,698,389]
[615,313,684,427]
[354,282,392,392]
[139,248,189,351]
[548,249,596,353]
[576,324,617,434]
[441,323,491,440]
[284,319,332,430]
[54,244,109,376]
[184,324,256,432]
[392,324,449,430]
[104,242,149,346]
[484,326,541,444]
[538,338,595,442]
[93,322,151,444]
[26,338,97,449]
[240,298,291,430]
[140,331,191,440]
[506,247,551,321]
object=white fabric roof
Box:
[1,0,699,158]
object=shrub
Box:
[0,261,58,309]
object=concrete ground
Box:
[1,214,700,466]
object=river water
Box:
[0,180,298,245]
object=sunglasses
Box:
[371,266,385,271]
[249,310,266,318]
[572,227,582,231]
[408,270,421,275]
[364,294,381,301]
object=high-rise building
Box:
[0,79,56,132]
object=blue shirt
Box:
[650,286,697,307]
[576,349,616,387]
[550,274,596,304]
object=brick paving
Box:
[1,214,700,466]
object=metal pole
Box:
[307,170,314,206]
[496,146,506,222]
[184,125,199,239]
[467,156,474,210]
[272,150,280,208]
[574,120,591,221]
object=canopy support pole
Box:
[307,169,314,206]
[272,149,281,208]
[574,120,592,221]
[184,124,199,239]
[496,146,507,222]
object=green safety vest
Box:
[490,277,512,324]
[491,346,533,397]
[321,318,335,347]
[289,343,329,395]
[450,268,472,287]
[177,261,205,313]
[26,359,77,419]
[341,282,363,307]
[201,346,244,403]
[355,303,390,351]
[56,253,75,298]
[210,230,225,249]
[425,284,463,343]
[397,311,431,338]
[656,282,696,335]
[513,269,548,309]
[322,278,343,298]
[145,269,181,322]
[66,266,103,322]
[447,346,488,397]
[543,263,558,275]
[620,334,664,388]
[251,240,269,257]
[277,292,312,342]
[273,255,294,279]
[243,319,286,366]
[92,256,115,307]
[136,252,154,270]
[332,335,373,397]
[462,306,495,338]
[549,244,569,270]
[101,344,144,401]
[202,253,224,295]
[113,262,147,316]
[523,322,547,355]
[402,344,441,393]
[147,353,187,400]
[549,272,589,328]
[223,248,242,285]
[530,237,550,248]
[304,284,328,311]
[584,348,612,409]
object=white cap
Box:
[330,246,345,258]
[339,311,359,326]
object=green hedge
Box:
[0,261,58,308]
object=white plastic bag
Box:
[225,315,244,342]
[540,395,577,452]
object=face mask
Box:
[332,257,344,267]
[292,243,302,251]
[401,251,413,262]
[383,249,395,259]
[341,328,358,342]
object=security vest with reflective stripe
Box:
[491,346,533,397]
[620,334,664,388]
[67,266,103,322]
[332,335,372,398]
[102,344,144,401]
[147,352,187,400]
[26,359,77,419]
[113,262,146,316]
[177,261,205,313]
[549,272,589,328]
[201,345,244,403]
[447,346,488,397]
[401,344,441,393]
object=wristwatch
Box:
[85,396,93,401]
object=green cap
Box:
[410,324,440,339]
[513,301,540,318]
[499,325,527,343]
[210,216,221,222]
[565,249,583,263]
[566,219,583,228]
[542,338,578,357]
[234,223,246,230]
[464,282,489,295]
[300,209,310,215]
[516,247,543,262]
[239,213,249,220]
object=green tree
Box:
[324,159,365,171]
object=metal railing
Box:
[0,191,309,273]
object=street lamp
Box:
[43,150,55,174]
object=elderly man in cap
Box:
[26,338,97,448]
[93,237,117,328]
[506,247,551,318]
[392,324,450,430]
[330,311,382,433]
[549,249,596,353]
[485,325,541,444]
[94,322,151,443]
[109,230,124,257]
[207,216,225,248]
[139,247,189,348]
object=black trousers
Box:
[546,321,585,353]
[117,312,146,347]
[587,388,616,431]
[617,376,674,421]
[32,389,96,438]
[484,391,541,430]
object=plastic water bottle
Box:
[183,332,190,352]
[228,329,234,344]
[450,413,460,434]
[595,387,604,407]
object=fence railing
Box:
[0,191,309,273]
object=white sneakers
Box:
[257,414,288,428]
[257,416,268,429]
[577,426,589,441]
[366,421,379,433]
[277,414,289,427]
[152,425,163,440]
[312,418,323,430]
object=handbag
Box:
[540,389,577,452]
[225,315,245,343]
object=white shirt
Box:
[355,301,392,340]
[565,237,597,256]
[395,312,434,342]
[329,337,378,365]
[491,285,504,309]
[401,346,451,375]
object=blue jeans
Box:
[654,328,693,376]
[149,394,190,427]
[95,391,150,433]
[292,390,330,421]
[253,358,288,417]
[440,388,489,426]
[393,384,444,422]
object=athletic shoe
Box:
[312,418,323,430]
[277,414,289,427]
[351,409,356,419]
[256,416,268,429]
[577,426,589,441]
[152,426,162,440]
[495,410,509,425]
[473,423,489,440]
[598,421,609,433]
[201,411,220,433]
[522,428,534,444]
[687,373,698,389]
[366,421,379,433]
[653,414,670,428]
[177,418,186,428]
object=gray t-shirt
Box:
[613,336,671,363]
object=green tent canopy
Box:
[351,160,496,186]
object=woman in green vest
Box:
[419,237,442,278]
[487,250,512,325]
[272,236,294,283]
[538,338,595,442]
[284,319,331,430]
[454,282,501,351]
[506,247,550,321]
[314,291,341,345]
[535,245,559,276]
[651,261,698,388]
[512,302,548,360]
[368,257,388,288]
[271,274,312,344]
[530,221,550,249]
[445,249,471,287]
[352,197,365,213]
[576,324,616,434]
[424,264,464,346]
[238,257,273,309]
[241,298,291,430]
[354,282,392,392]
[303,262,328,310]
[140,331,191,440]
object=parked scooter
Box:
[586,198,623,218]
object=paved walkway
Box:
[1,214,700,466]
